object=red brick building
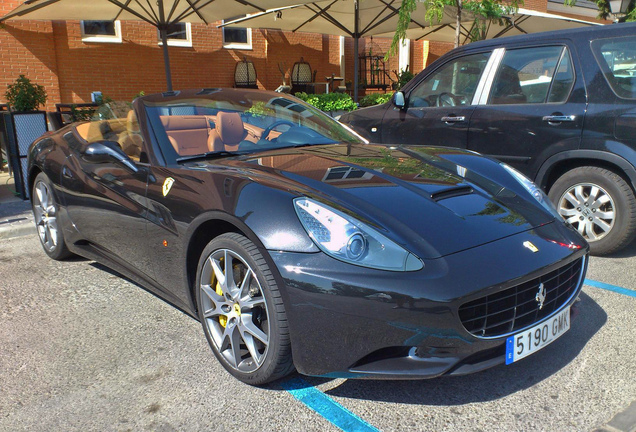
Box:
[0,0,604,110]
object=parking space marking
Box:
[281,377,380,432]
[585,278,636,298]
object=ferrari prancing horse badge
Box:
[163,177,175,197]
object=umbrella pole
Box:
[159,26,174,91]
[353,36,359,102]
[353,0,359,103]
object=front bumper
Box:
[270,221,588,379]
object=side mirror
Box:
[82,141,139,173]
[393,91,406,110]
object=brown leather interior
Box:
[160,115,211,156]
[208,112,247,152]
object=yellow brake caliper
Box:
[214,259,228,328]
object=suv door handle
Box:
[441,116,466,123]
[542,115,576,123]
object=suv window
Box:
[408,52,491,108]
[592,36,636,99]
[489,46,574,105]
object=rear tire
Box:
[548,166,636,255]
[32,172,73,260]
[195,233,294,385]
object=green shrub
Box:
[4,75,47,112]
[393,69,415,90]
[359,93,394,108]
[295,92,357,112]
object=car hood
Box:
[198,144,555,258]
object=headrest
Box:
[127,110,139,133]
[216,112,244,145]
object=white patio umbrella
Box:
[222,0,465,101]
[376,8,602,46]
[0,0,316,90]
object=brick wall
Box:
[0,0,61,110]
[0,0,604,109]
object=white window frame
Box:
[81,20,122,44]
[222,21,252,50]
[157,22,192,47]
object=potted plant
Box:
[0,75,48,199]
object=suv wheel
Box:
[548,166,636,255]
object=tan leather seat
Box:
[118,110,143,159]
[208,112,247,152]
[160,115,210,156]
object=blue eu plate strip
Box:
[505,336,515,365]
[585,279,636,298]
[281,377,380,432]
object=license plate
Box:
[505,306,570,365]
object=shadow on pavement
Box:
[601,238,636,259]
[0,199,30,219]
[297,292,606,405]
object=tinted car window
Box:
[490,46,571,105]
[592,36,636,99]
[547,50,575,103]
[408,52,491,108]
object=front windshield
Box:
[142,89,364,163]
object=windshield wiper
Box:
[176,151,244,163]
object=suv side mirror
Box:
[82,141,139,173]
[393,91,406,110]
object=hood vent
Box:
[431,185,474,202]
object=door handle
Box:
[62,166,73,179]
[542,115,576,123]
[441,116,466,123]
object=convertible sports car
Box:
[28,89,588,385]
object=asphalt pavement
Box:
[0,172,635,431]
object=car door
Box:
[381,51,493,148]
[468,44,586,179]
[60,114,155,279]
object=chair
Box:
[290,57,316,94]
[234,57,258,89]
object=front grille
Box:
[459,257,584,338]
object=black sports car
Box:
[28,89,588,385]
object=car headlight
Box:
[294,198,423,271]
[501,163,560,219]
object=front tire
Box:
[548,166,636,255]
[195,233,294,385]
[32,172,72,260]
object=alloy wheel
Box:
[199,248,270,373]
[33,180,59,252]
[557,183,615,241]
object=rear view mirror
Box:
[393,91,406,110]
[82,141,139,173]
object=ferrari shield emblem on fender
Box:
[162,177,175,197]
[523,241,539,253]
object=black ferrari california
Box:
[28,89,588,385]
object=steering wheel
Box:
[437,92,457,107]
[261,120,296,141]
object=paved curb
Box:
[0,217,36,240]
[0,200,35,240]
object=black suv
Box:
[340,22,636,255]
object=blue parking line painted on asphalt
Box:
[585,279,636,298]
[281,377,380,432]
